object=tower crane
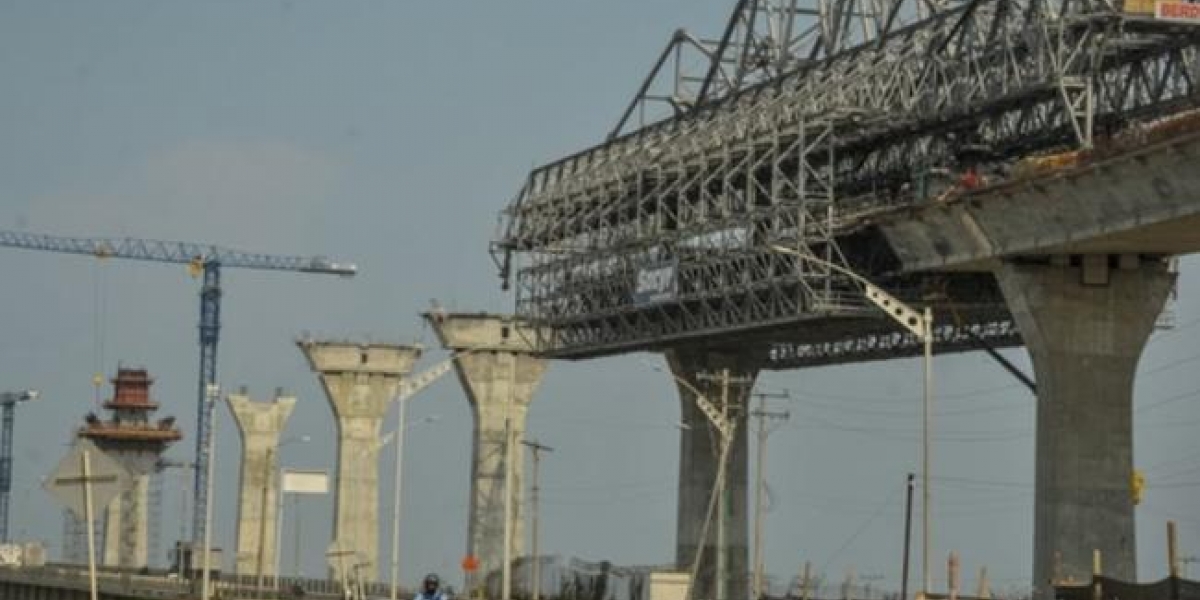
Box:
[0,230,356,548]
[0,389,39,543]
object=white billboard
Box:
[281,469,329,494]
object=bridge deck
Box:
[874,124,1200,272]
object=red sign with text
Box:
[1157,1,1200,22]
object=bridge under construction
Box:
[493,0,1200,596]
[3,0,1200,599]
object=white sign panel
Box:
[633,262,678,306]
[44,438,130,521]
[282,469,329,494]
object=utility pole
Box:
[646,359,740,600]
[717,370,730,600]
[750,390,789,600]
[696,368,752,600]
[521,439,554,600]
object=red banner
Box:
[1157,1,1200,22]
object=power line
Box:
[794,414,1031,442]
[1149,481,1200,489]
[819,485,903,575]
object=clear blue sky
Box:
[2,0,1198,593]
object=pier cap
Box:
[421,312,543,353]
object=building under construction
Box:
[68,367,181,570]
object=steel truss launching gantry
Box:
[0,230,356,548]
[494,0,1200,361]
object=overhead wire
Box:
[770,310,1200,410]
[818,484,903,575]
[1142,448,1200,475]
[793,413,1031,443]
[786,394,1024,419]
[540,485,676,507]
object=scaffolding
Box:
[61,508,105,565]
[148,470,163,568]
[494,0,1200,361]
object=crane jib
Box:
[0,228,357,548]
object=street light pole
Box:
[768,245,935,596]
[273,436,312,592]
[501,418,514,600]
[502,358,515,600]
[256,446,273,598]
[200,384,219,600]
[292,493,301,577]
[922,307,933,596]
[521,440,554,600]
[390,395,409,600]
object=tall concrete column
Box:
[665,348,758,600]
[995,257,1174,593]
[226,390,296,577]
[423,312,548,588]
[298,340,421,583]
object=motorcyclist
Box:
[415,573,449,600]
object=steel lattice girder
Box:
[496,0,1200,359]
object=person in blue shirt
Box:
[416,573,449,600]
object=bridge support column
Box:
[227,391,296,578]
[298,340,422,583]
[424,312,548,594]
[665,348,758,600]
[995,257,1173,593]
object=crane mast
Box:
[0,230,355,549]
[0,390,38,543]
[194,263,221,548]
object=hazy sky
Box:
[2,1,1198,595]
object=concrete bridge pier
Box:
[226,390,297,577]
[665,348,758,600]
[298,340,422,582]
[424,312,548,590]
[995,257,1174,593]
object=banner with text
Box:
[633,261,678,306]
